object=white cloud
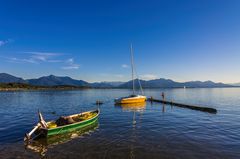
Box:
[3,52,80,70]
[26,52,61,56]
[121,64,129,68]
[6,57,38,64]
[5,52,63,64]
[66,58,74,63]
[47,60,62,63]
[24,52,62,62]
[0,39,10,47]
[62,65,79,70]
[0,41,5,46]
[140,74,158,80]
[61,58,80,70]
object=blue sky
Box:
[0,0,240,83]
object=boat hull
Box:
[115,95,146,104]
[38,110,99,137]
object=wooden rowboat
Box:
[25,122,99,156]
[25,109,100,141]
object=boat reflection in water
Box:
[115,102,146,112]
[25,121,99,157]
[115,102,146,125]
[115,102,146,158]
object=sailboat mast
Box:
[130,44,135,95]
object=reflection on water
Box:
[115,102,146,112]
[25,121,99,157]
[0,88,240,158]
[115,102,147,159]
[115,102,147,126]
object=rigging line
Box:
[130,44,135,95]
[131,44,144,95]
[133,62,144,95]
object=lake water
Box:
[0,88,239,159]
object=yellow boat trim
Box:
[116,95,146,104]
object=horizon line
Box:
[0,72,238,84]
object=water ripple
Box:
[0,88,240,158]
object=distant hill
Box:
[0,73,234,88]
[0,73,26,83]
[119,78,232,88]
[27,75,89,86]
[183,80,229,88]
[90,81,124,88]
[119,79,146,88]
[230,83,240,86]
[0,83,89,91]
[143,78,181,88]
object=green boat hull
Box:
[36,109,100,137]
[47,116,98,136]
[26,122,99,156]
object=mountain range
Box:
[0,73,234,88]
[230,83,240,86]
[118,78,231,88]
[27,75,88,87]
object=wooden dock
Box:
[148,97,217,114]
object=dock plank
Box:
[148,97,217,114]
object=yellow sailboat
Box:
[115,44,146,104]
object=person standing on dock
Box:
[161,92,165,100]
